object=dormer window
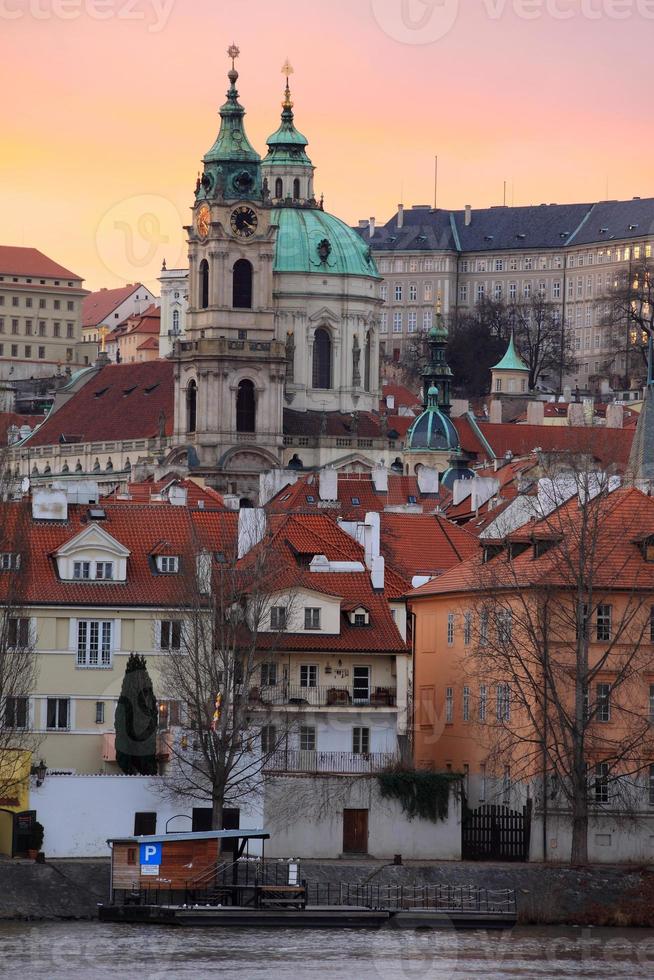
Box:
[304,608,321,630]
[157,556,179,573]
[350,606,370,627]
[0,553,21,571]
[73,561,91,580]
[96,562,114,581]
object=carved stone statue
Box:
[352,334,361,387]
[285,331,295,383]
[262,177,271,202]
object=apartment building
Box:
[359,198,654,387]
[0,246,87,378]
[80,283,157,364]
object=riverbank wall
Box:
[1,858,653,926]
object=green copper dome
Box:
[407,386,460,452]
[273,208,380,278]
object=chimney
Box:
[567,402,585,427]
[527,401,545,426]
[369,216,376,237]
[371,464,388,493]
[397,205,404,230]
[319,467,338,502]
[32,489,68,522]
[238,508,266,559]
[465,205,472,227]
[417,465,439,495]
[450,398,470,418]
[489,399,503,424]
[363,511,381,570]
[605,403,624,429]
[371,555,385,591]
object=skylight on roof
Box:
[351,497,361,506]
[306,495,315,503]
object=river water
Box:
[0,923,653,979]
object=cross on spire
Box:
[282,58,294,110]
[227,43,240,69]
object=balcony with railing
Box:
[264,749,397,775]
[247,684,397,709]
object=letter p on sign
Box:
[139,842,162,867]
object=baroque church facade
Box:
[170,49,384,495]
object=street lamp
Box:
[33,759,47,787]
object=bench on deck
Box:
[256,884,307,910]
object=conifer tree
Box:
[114,653,158,775]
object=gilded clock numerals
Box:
[231,206,258,238]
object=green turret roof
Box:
[492,334,529,373]
[273,208,380,278]
[203,68,261,166]
[406,386,460,453]
[263,75,313,169]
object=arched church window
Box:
[312,328,332,390]
[233,259,253,309]
[275,178,283,199]
[293,178,301,200]
[364,330,371,392]
[187,380,197,434]
[236,379,256,433]
[199,260,209,309]
[172,309,180,335]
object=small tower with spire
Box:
[261,60,316,206]
[421,294,453,414]
[490,333,530,397]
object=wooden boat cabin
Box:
[106,829,270,903]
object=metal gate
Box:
[462,802,531,861]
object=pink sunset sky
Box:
[1,0,652,291]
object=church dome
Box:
[272,208,380,279]
[407,386,460,452]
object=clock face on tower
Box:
[196,204,211,239]
[231,206,258,239]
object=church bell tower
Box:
[173,45,287,496]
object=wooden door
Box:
[343,809,368,854]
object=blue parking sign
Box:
[139,842,162,866]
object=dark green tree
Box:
[114,653,158,775]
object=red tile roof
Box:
[266,473,444,520]
[24,360,174,446]
[82,284,145,328]
[137,337,159,351]
[0,413,45,446]
[380,382,422,412]
[453,417,634,470]
[0,246,82,281]
[379,513,478,578]
[409,486,654,598]
[103,478,225,509]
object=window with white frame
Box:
[423,309,433,330]
[409,283,417,302]
[7,617,29,649]
[509,258,518,271]
[495,259,504,272]
[463,611,472,646]
[95,701,105,724]
[553,281,561,299]
[524,257,533,271]
[407,311,417,333]
[596,683,611,722]
[459,283,468,303]
[160,620,182,650]
[509,282,517,301]
[0,553,20,571]
[494,283,503,301]
[424,282,433,302]
[496,683,511,722]
[393,312,402,333]
[300,664,318,688]
[445,686,453,723]
[497,609,512,645]
[300,725,316,751]
[4,696,28,729]
[156,556,179,574]
[352,726,370,755]
[476,284,485,302]
[380,284,388,302]
[261,724,276,754]
[379,312,388,333]
[594,762,609,803]
[77,620,112,668]
[447,613,455,646]
[394,283,403,302]
[261,662,277,687]
[304,608,321,630]
[73,561,91,580]
[270,606,287,630]
[96,561,114,580]
[47,697,69,730]
[597,605,612,641]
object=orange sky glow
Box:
[1,0,652,291]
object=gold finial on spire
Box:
[227,43,240,69]
[282,58,294,109]
[436,291,442,317]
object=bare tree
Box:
[598,259,654,389]
[509,296,575,392]
[464,458,654,864]
[160,513,300,830]
[0,472,40,801]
